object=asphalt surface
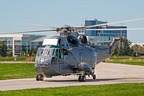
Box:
[0,62,144,91]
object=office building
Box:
[84,19,127,46]
[0,34,45,56]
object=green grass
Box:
[0,63,36,80]
[0,57,35,61]
[106,56,144,66]
[0,83,144,96]
[0,57,26,61]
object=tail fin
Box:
[95,38,120,64]
[109,38,120,55]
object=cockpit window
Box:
[54,49,59,57]
[50,45,61,48]
[59,49,64,58]
[43,49,49,56]
[49,49,54,56]
[36,45,64,58]
[42,48,55,57]
[52,49,64,58]
[36,48,44,56]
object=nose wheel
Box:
[93,74,96,79]
[36,74,44,81]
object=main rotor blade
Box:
[0,29,57,34]
[27,24,57,29]
[32,32,59,42]
[86,28,144,31]
[85,18,144,28]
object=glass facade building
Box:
[84,19,127,46]
[85,19,107,36]
[0,34,45,56]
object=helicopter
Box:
[33,18,144,82]
[34,23,122,82]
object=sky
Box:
[0,0,144,43]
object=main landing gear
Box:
[36,74,44,81]
[78,75,86,82]
[78,74,96,82]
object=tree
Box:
[29,48,37,56]
[131,44,144,56]
[113,38,134,56]
[0,41,7,57]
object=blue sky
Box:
[0,0,144,43]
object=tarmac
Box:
[0,62,144,91]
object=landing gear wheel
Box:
[82,76,86,82]
[78,76,82,82]
[36,74,40,81]
[40,75,44,81]
[36,74,44,81]
[93,74,96,79]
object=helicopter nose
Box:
[44,59,51,66]
[36,58,50,67]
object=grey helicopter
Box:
[34,25,121,82]
[34,18,144,82]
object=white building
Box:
[0,34,45,56]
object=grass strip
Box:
[0,83,144,96]
[0,63,36,80]
[106,57,144,66]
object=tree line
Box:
[113,38,144,56]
